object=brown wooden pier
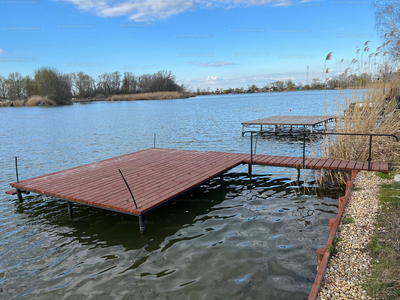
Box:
[242,115,335,134]
[6,148,388,233]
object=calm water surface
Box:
[1,91,343,299]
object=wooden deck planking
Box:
[9,148,388,217]
[74,152,243,211]
[39,150,229,201]
[337,160,349,171]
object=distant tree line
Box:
[0,68,185,104]
[195,69,397,95]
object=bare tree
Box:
[7,72,24,100]
[373,1,400,59]
[71,72,94,99]
[0,76,8,98]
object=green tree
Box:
[287,83,296,91]
[33,67,72,105]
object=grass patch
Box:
[364,178,400,299]
[328,237,342,257]
[380,182,400,212]
[342,214,355,224]
[350,186,363,192]
[376,172,395,180]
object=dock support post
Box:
[241,124,244,136]
[297,168,300,182]
[67,201,73,217]
[273,125,276,132]
[290,125,292,132]
[139,215,146,235]
[220,174,224,186]
[16,189,23,202]
[248,164,252,176]
[260,125,263,132]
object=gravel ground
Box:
[316,171,388,300]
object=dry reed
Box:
[320,78,400,185]
[13,100,25,107]
[107,91,191,101]
[26,95,56,106]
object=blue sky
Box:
[0,0,380,90]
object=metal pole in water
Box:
[67,201,73,217]
[15,157,19,183]
[249,132,253,176]
[14,157,23,202]
[154,133,156,148]
[138,215,146,235]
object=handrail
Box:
[247,131,398,171]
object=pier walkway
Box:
[6,148,388,233]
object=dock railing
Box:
[246,131,398,171]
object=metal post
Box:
[220,174,224,186]
[67,201,73,217]
[154,133,156,148]
[303,132,306,169]
[15,157,19,183]
[274,125,276,132]
[297,168,300,182]
[260,125,263,132]
[249,131,253,176]
[16,189,23,202]
[241,124,244,136]
[139,215,146,235]
[15,157,23,202]
[368,135,372,171]
[250,132,253,165]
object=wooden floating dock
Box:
[7,148,388,233]
[242,115,335,134]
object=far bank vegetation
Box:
[107,91,192,101]
[0,69,190,106]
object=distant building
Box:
[269,87,278,92]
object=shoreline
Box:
[316,171,387,300]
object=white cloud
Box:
[188,61,234,67]
[56,0,299,21]
[0,49,5,54]
[206,76,223,82]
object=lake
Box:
[0,90,344,299]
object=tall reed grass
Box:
[0,100,25,107]
[107,91,192,101]
[320,79,400,185]
[26,95,56,106]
